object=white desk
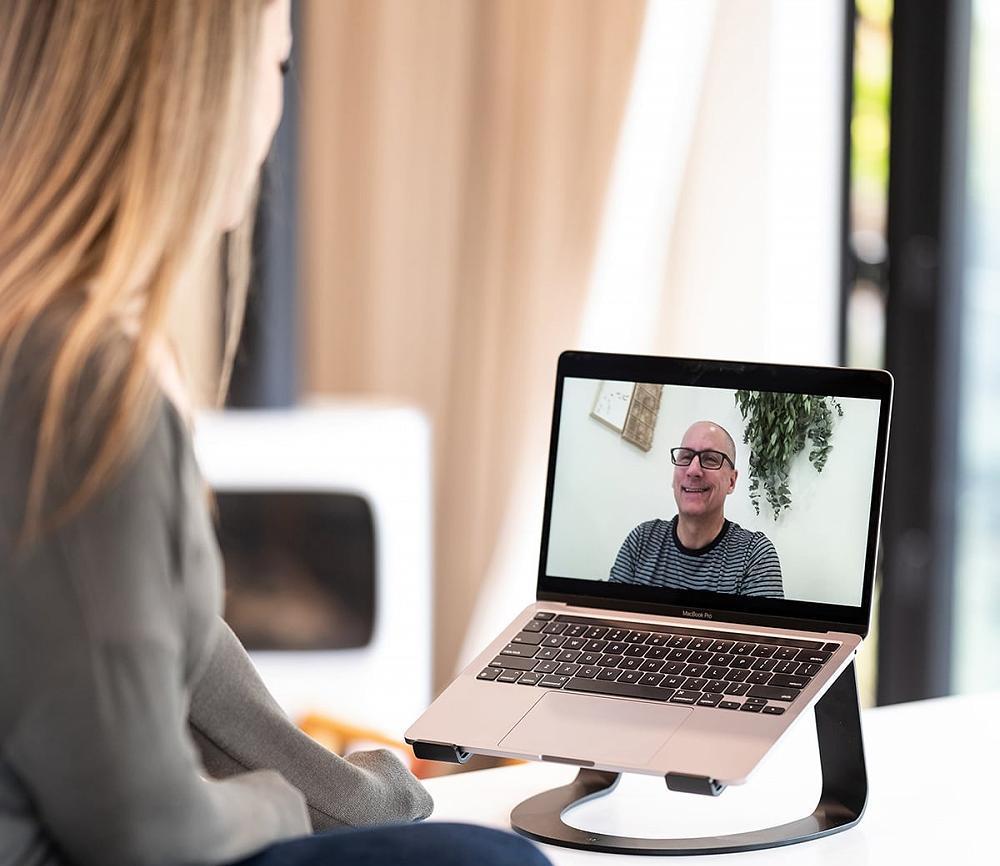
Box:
[423,692,998,863]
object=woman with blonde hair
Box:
[0,2,548,864]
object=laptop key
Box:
[768,674,810,689]
[740,702,764,712]
[731,655,754,669]
[625,630,649,643]
[542,622,567,634]
[596,667,620,680]
[667,635,691,648]
[683,677,708,691]
[563,677,674,702]
[624,645,647,657]
[564,625,588,638]
[682,664,708,678]
[535,661,559,674]
[719,700,740,710]
[822,642,841,653]
[689,638,713,651]
[772,646,798,660]
[798,663,822,677]
[762,705,786,715]
[512,632,544,646]
[618,671,642,684]
[747,685,800,702]
[501,643,537,658]
[795,649,832,665]
[662,676,686,689]
[605,642,628,655]
[606,629,629,642]
[724,668,750,682]
[556,663,581,677]
[533,612,555,620]
[663,661,686,674]
[688,651,714,665]
[478,667,501,681]
[645,647,668,660]
[639,673,664,687]
[774,660,798,674]
[556,650,581,662]
[518,672,542,686]
[724,682,751,696]
[599,654,624,667]
[705,679,727,693]
[584,627,609,639]
[670,691,701,705]
[751,645,775,658]
[620,657,643,670]
[746,672,772,685]
[639,659,664,672]
[751,658,776,671]
[541,636,565,648]
[709,640,735,653]
[577,666,600,679]
[697,693,723,707]
[733,642,755,655]
[497,669,522,683]
[522,620,545,633]
[563,637,586,650]
[666,649,692,662]
[538,675,569,688]
[490,655,537,671]
[579,652,602,666]
[711,653,735,666]
[646,634,670,647]
[584,639,609,652]
[536,647,559,660]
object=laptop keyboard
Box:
[477,613,840,716]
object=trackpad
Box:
[499,692,691,766]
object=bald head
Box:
[681,421,736,464]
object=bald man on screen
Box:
[609,421,784,598]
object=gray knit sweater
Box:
[0,342,432,866]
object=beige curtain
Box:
[301,0,646,689]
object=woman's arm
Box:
[189,621,434,831]
[2,401,311,866]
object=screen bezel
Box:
[536,351,893,637]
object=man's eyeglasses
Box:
[670,447,734,471]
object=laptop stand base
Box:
[509,661,868,856]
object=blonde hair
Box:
[0,0,266,544]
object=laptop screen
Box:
[538,353,892,632]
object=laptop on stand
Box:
[407,351,891,789]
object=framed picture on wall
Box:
[591,381,635,432]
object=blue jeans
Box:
[232,822,551,866]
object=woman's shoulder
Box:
[0,310,190,562]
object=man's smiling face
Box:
[672,422,738,521]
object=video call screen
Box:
[545,378,883,608]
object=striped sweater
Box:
[608,517,784,598]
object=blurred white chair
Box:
[193,402,432,739]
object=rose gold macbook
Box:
[407,352,892,789]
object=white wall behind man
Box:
[546,379,880,606]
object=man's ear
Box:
[727,468,738,494]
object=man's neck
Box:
[675,514,726,551]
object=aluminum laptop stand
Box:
[415,661,867,856]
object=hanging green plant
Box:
[734,390,843,519]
